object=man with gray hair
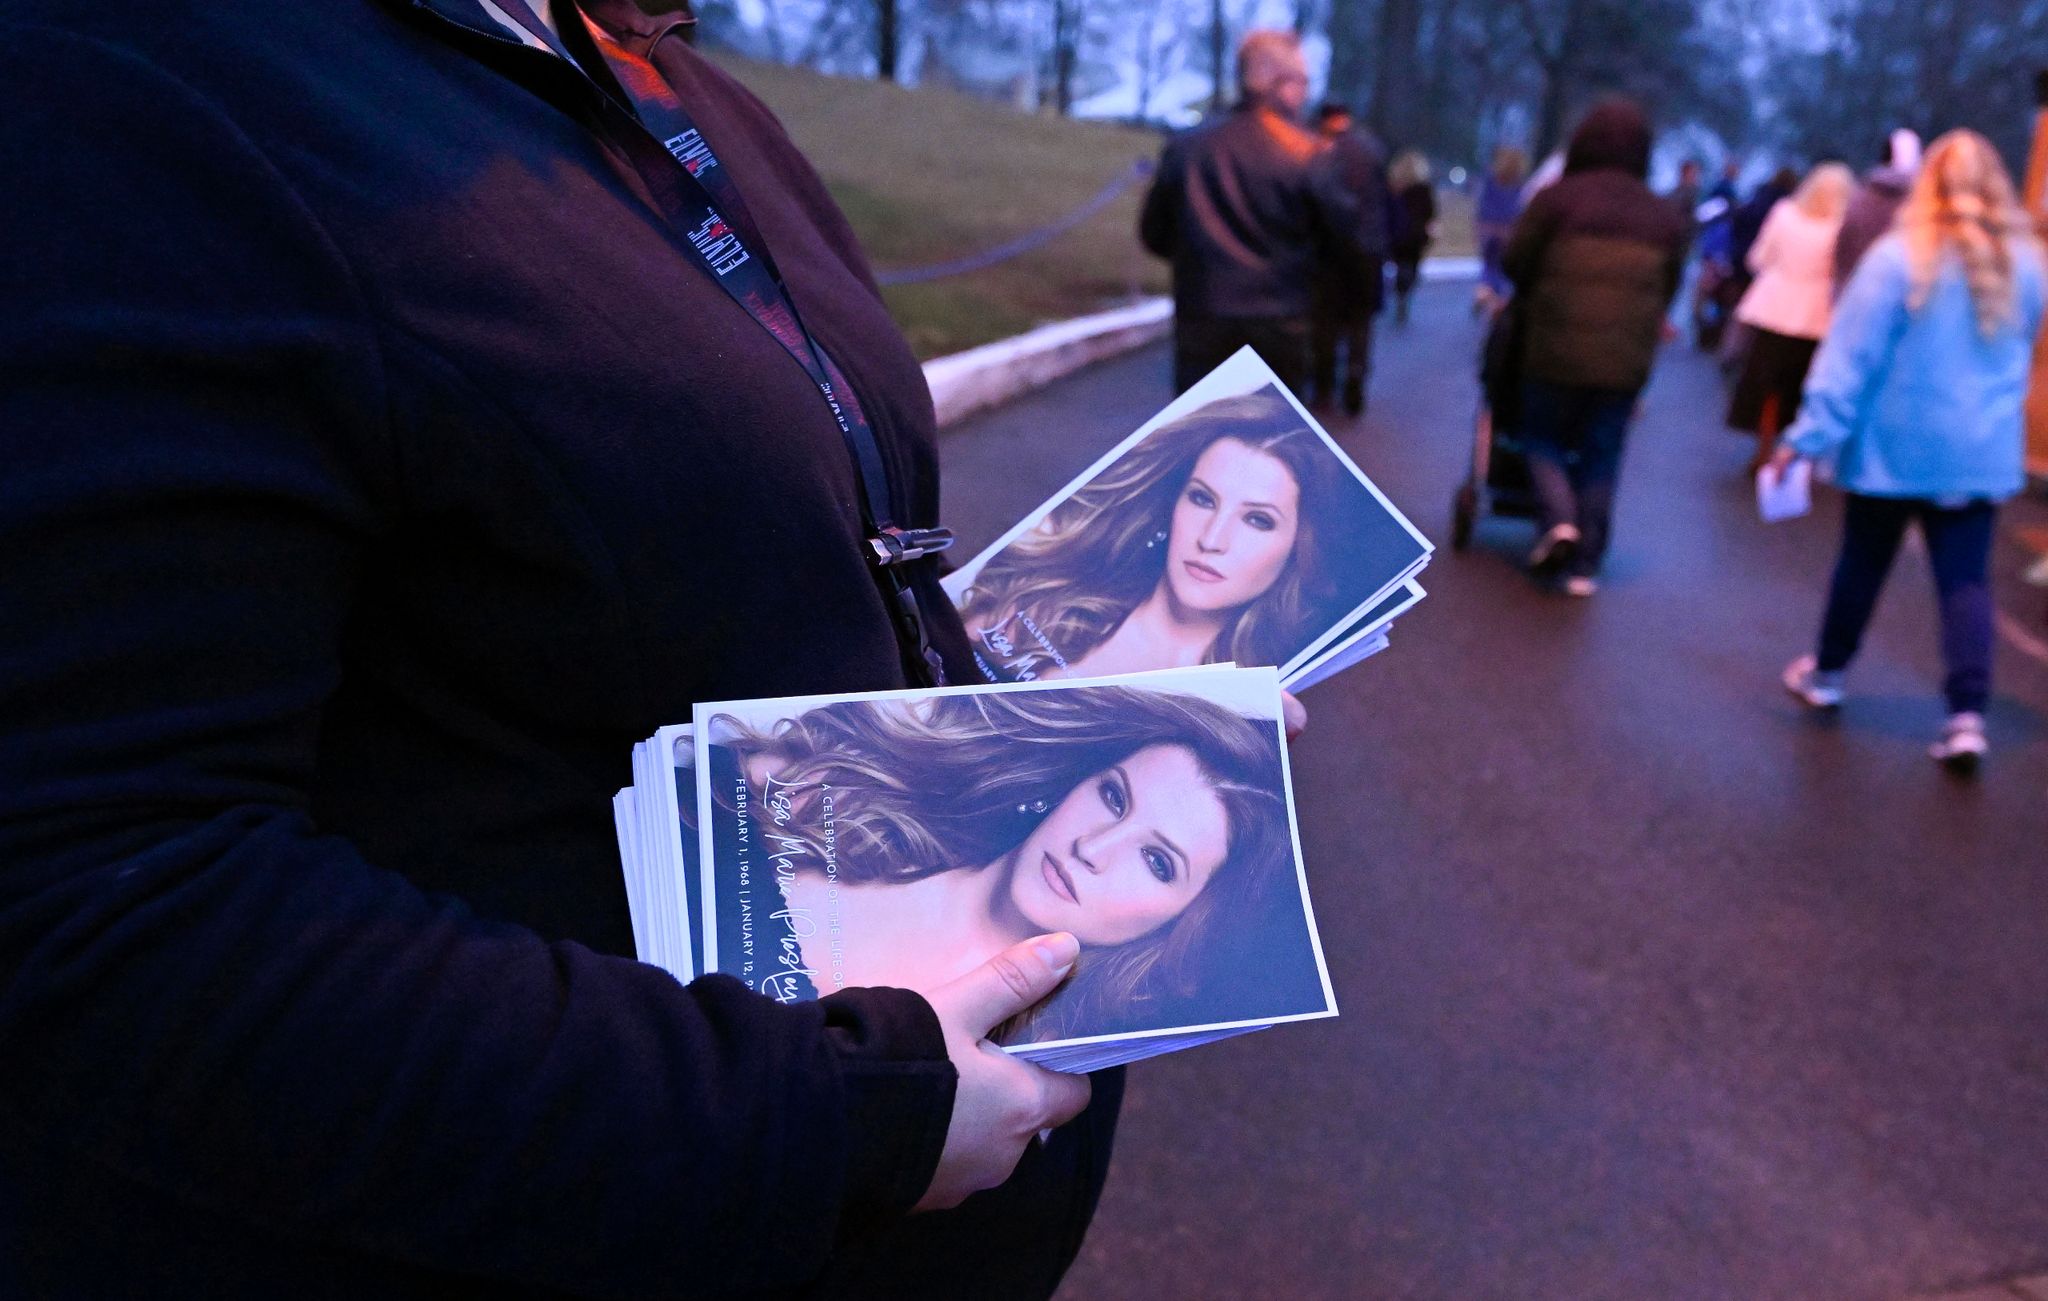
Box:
[1140,30,1369,393]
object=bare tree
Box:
[876,0,900,79]
[1209,0,1227,111]
[1771,0,2048,168]
[1369,0,1423,146]
[1048,0,1086,113]
[1324,0,1376,114]
[1131,0,1173,122]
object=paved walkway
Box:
[939,284,2048,1301]
[1933,1271,2048,1300]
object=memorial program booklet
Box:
[615,666,1337,1072]
[609,352,1450,1071]
[941,348,1432,690]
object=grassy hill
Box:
[705,52,1169,359]
[706,53,1477,359]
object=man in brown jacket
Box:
[1503,98,1689,595]
[1140,31,1367,393]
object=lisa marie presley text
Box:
[728,772,846,1001]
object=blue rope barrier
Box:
[873,159,1154,287]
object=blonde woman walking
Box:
[1775,131,2046,771]
[1388,150,1436,325]
[1728,161,1856,470]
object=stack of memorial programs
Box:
[614,349,1431,1070]
[942,347,1432,693]
[614,667,1337,1072]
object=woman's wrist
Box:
[818,987,956,1243]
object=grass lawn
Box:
[709,52,1477,358]
[708,52,1168,359]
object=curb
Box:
[923,298,1172,429]
[920,255,1481,430]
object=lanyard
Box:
[491,0,952,684]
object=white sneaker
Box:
[1782,655,1844,709]
[1929,712,1987,774]
[1562,575,1598,597]
[1529,523,1580,573]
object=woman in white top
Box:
[1726,162,1856,470]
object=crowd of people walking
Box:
[1142,33,2046,772]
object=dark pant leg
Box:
[1816,493,1913,673]
[1564,388,1639,576]
[1239,316,1311,396]
[1393,258,1420,320]
[1308,303,1340,402]
[1176,315,1307,395]
[1518,379,1581,537]
[1342,313,1374,403]
[1919,500,1997,715]
[1172,314,1242,393]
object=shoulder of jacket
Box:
[1862,233,1911,272]
[2,1,267,65]
[674,46,788,129]
[1272,115,1322,153]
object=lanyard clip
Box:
[869,525,955,567]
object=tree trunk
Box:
[1051,0,1082,116]
[1324,0,1375,111]
[1367,0,1422,146]
[1532,55,1569,160]
[759,0,788,62]
[1134,0,1163,123]
[875,0,898,81]
[1210,0,1228,111]
[1420,0,1467,161]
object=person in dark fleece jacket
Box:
[1833,128,1921,292]
[0,2,1110,1298]
[1502,97,1688,595]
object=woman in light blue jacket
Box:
[1774,130,2046,772]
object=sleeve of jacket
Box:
[1662,211,1689,305]
[1308,145,1371,279]
[0,25,952,1299]
[1351,138,1391,264]
[1501,187,1563,292]
[1831,196,1863,289]
[1784,240,1909,460]
[1746,202,1784,275]
[1139,137,1180,259]
[2020,245,2048,340]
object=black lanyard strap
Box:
[492,0,952,680]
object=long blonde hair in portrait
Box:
[1897,129,2039,337]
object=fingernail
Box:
[1033,933,1079,974]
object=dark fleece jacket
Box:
[1833,165,1915,291]
[0,3,1124,1298]
[1504,100,1688,392]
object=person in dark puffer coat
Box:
[1502,97,1689,594]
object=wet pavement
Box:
[938,283,2048,1301]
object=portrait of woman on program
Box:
[947,382,1426,684]
[697,680,1332,1046]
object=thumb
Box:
[1281,690,1307,742]
[938,933,1079,1038]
